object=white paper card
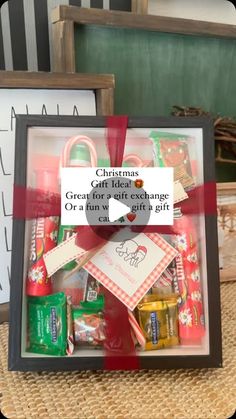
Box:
[84,229,178,310]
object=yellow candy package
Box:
[137,299,179,351]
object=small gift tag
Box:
[84,229,178,311]
[174,180,188,204]
[44,234,86,276]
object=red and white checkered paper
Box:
[84,233,178,311]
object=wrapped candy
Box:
[150,131,194,190]
[27,292,67,356]
[137,297,179,350]
[72,294,105,347]
[172,215,205,345]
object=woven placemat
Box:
[1,283,236,419]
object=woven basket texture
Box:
[0,282,235,419]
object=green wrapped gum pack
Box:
[27,292,67,356]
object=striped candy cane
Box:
[128,310,146,349]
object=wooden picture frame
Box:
[51,5,236,72]
[132,1,236,23]
[9,115,222,371]
[0,71,114,116]
[0,71,114,324]
[217,182,236,281]
[131,0,148,14]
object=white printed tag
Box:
[84,229,178,310]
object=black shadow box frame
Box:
[9,115,222,371]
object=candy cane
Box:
[61,135,98,168]
[123,154,151,168]
[128,310,146,348]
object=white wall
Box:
[148,0,236,24]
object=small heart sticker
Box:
[126,212,136,222]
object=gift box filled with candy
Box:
[9,116,222,371]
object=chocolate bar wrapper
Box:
[83,275,101,302]
[137,299,179,350]
[27,292,67,356]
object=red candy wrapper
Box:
[26,216,59,296]
[26,164,60,297]
[172,215,205,345]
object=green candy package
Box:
[27,292,67,356]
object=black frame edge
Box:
[8,115,28,370]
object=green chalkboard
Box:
[75,25,236,180]
[75,25,236,117]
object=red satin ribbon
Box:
[106,115,128,167]
[104,116,139,369]
[178,181,217,217]
[75,117,139,369]
[13,178,217,221]
[13,185,61,219]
